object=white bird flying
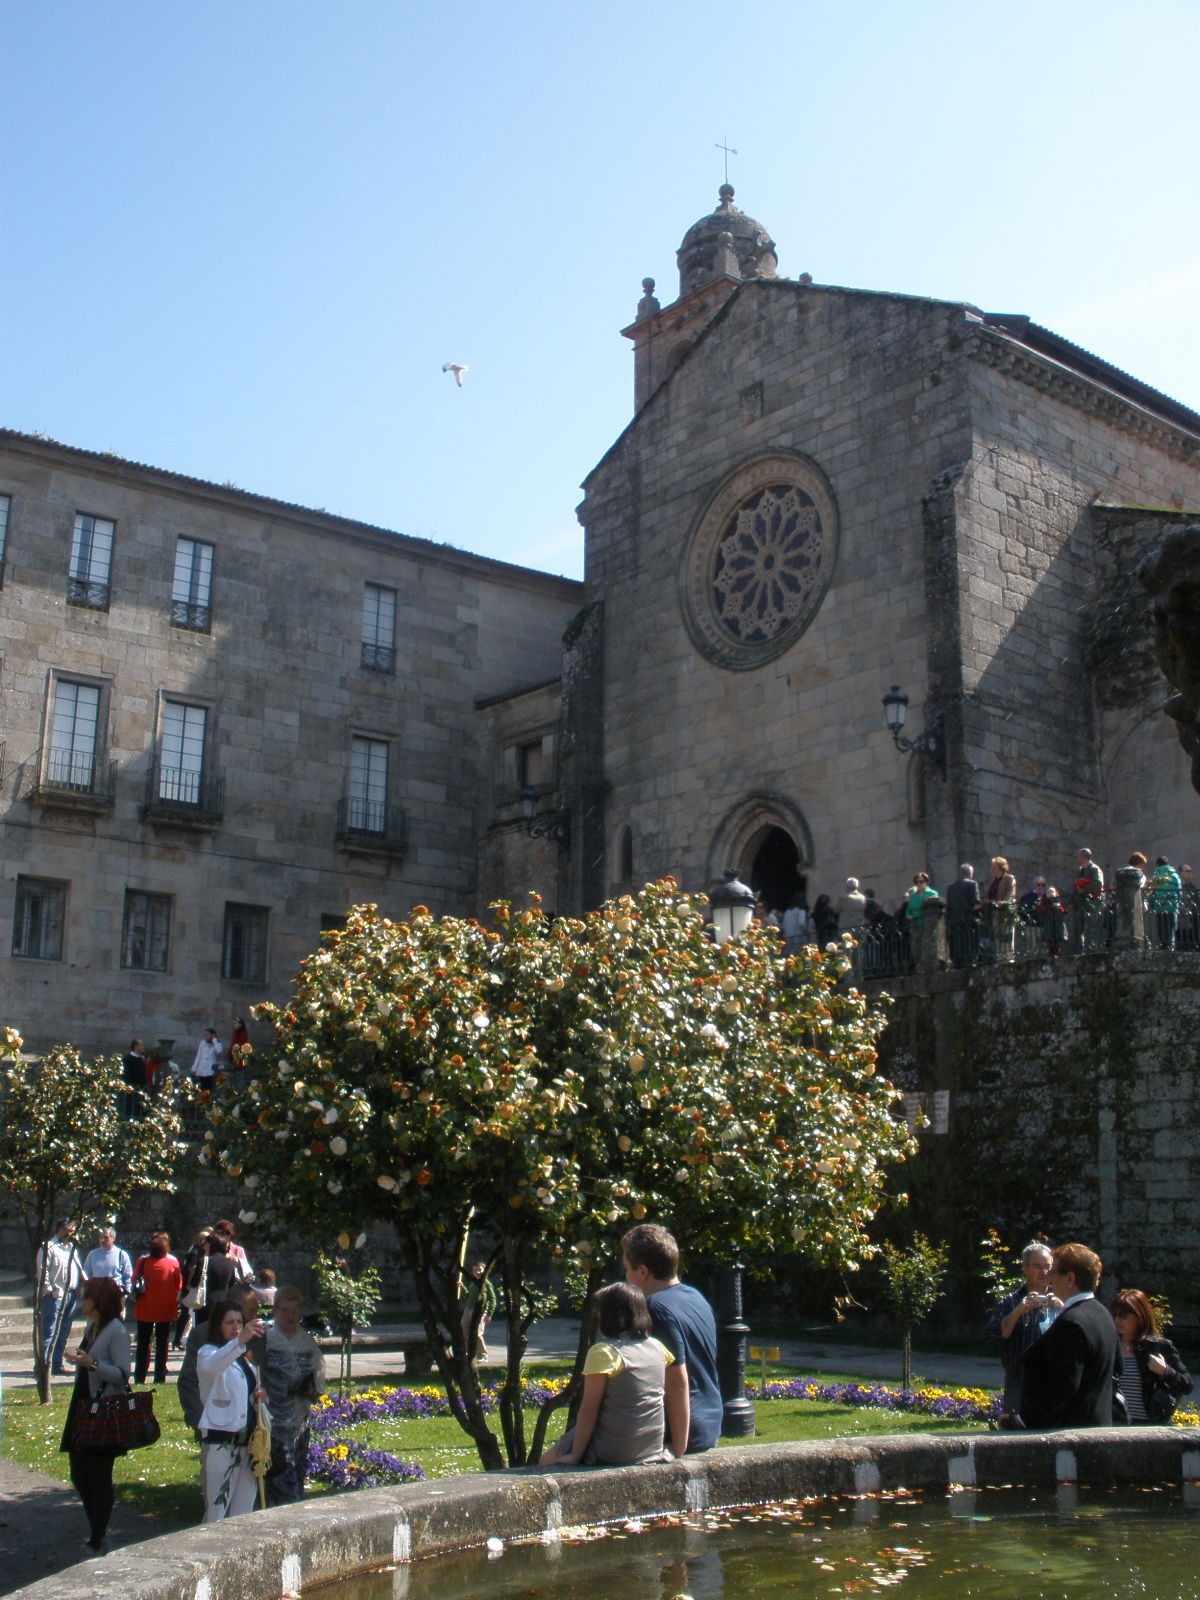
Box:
[442,362,468,387]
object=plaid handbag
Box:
[70,1386,161,1453]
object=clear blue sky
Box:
[4,2,1197,580]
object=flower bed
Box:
[305,1376,1200,1490]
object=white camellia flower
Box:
[239,1209,257,1223]
[355,1232,367,1248]
[323,1106,339,1124]
[327,1180,343,1194]
[377,1175,398,1191]
[243,1174,259,1189]
[330,1136,348,1156]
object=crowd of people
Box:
[37,1214,324,1552]
[755,848,1199,964]
[987,1241,1192,1430]
[37,1213,1192,1552]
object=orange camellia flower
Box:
[416,1168,433,1185]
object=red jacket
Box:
[134,1253,183,1322]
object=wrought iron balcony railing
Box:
[142,763,225,826]
[67,577,110,610]
[30,746,117,808]
[360,641,396,673]
[170,598,211,632]
[335,796,408,856]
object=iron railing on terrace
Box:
[847,890,1197,983]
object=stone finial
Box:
[714,230,740,280]
[1112,866,1147,950]
[718,183,736,209]
[636,277,660,323]
[798,271,813,285]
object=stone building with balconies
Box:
[0,433,580,1054]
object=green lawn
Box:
[1,1366,989,1526]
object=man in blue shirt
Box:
[622,1223,721,1454]
[82,1225,134,1297]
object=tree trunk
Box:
[498,1237,529,1465]
[402,1232,506,1470]
[901,1324,913,1391]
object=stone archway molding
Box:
[705,791,814,889]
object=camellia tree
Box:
[203,880,913,1468]
[0,1027,186,1402]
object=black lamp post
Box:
[715,1260,756,1437]
[707,868,757,943]
[520,787,570,851]
[881,685,947,780]
[704,869,759,1435]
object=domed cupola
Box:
[676,184,778,297]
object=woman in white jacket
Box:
[197,1298,267,1521]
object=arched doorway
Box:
[749,826,804,915]
[706,792,814,915]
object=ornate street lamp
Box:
[881,685,947,780]
[520,787,570,852]
[707,869,757,943]
[715,1259,756,1437]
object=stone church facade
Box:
[3,186,1199,1056]
[564,186,1200,919]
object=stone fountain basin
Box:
[15,1428,1199,1600]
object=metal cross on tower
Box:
[714,137,738,184]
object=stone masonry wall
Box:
[878,951,1200,1326]
[941,361,1200,889]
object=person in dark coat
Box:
[945,864,981,966]
[1110,1288,1193,1424]
[1010,1242,1122,1430]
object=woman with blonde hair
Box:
[982,855,1017,961]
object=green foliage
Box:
[880,1233,949,1328]
[313,1250,382,1332]
[313,1250,383,1391]
[201,880,914,1465]
[0,1028,185,1401]
[977,1228,1016,1302]
[1147,1292,1172,1331]
[879,1233,949,1391]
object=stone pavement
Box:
[0,1321,1000,1596]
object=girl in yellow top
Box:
[543,1282,675,1466]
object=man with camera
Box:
[986,1241,1062,1414]
[1010,1242,1123,1430]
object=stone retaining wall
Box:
[14,1429,1200,1600]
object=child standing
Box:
[543,1282,675,1467]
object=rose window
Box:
[680,453,838,671]
[711,484,826,644]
